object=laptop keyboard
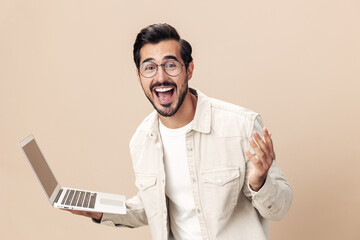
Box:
[61,189,97,209]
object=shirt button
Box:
[197,209,201,214]
[192,178,196,183]
[188,147,193,151]
[164,210,167,214]
[217,179,222,184]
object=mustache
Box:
[150,81,177,91]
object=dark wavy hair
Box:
[133,23,193,70]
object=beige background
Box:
[1,0,359,239]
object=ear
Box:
[136,68,141,82]
[186,61,194,81]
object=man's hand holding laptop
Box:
[63,209,103,221]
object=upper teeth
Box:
[155,87,172,92]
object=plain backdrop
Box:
[1,0,360,239]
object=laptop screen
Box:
[23,139,58,198]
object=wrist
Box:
[249,178,266,192]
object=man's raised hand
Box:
[245,127,275,191]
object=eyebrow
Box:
[141,55,180,65]
[163,55,179,61]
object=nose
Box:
[154,65,169,82]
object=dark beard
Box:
[146,80,189,117]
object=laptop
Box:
[19,134,126,215]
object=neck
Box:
[159,90,197,129]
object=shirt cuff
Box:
[91,213,117,227]
[91,213,134,228]
[248,175,276,201]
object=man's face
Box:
[137,40,193,117]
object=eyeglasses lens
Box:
[140,60,182,78]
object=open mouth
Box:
[153,87,175,105]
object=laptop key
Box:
[76,191,85,207]
[89,193,97,209]
[71,190,80,206]
[83,192,91,208]
[61,189,70,205]
[54,189,63,204]
[65,190,75,205]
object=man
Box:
[68,23,293,240]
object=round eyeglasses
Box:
[139,60,184,78]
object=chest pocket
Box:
[201,167,240,218]
[135,174,158,220]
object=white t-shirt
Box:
[159,120,202,240]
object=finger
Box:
[263,128,275,160]
[250,134,270,168]
[262,128,273,150]
[245,149,262,169]
[262,128,274,166]
[248,138,269,168]
[252,131,270,156]
[63,209,89,217]
[64,209,85,216]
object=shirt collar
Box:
[188,88,211,134]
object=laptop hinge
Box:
[54,188,63,204]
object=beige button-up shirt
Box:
[96,88,293,240]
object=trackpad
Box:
[100,198,124,207]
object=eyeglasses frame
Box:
[139,59,184,78]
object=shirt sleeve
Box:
[92,127,151,228]
[91,195,148,228]
[242,115,293,221]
